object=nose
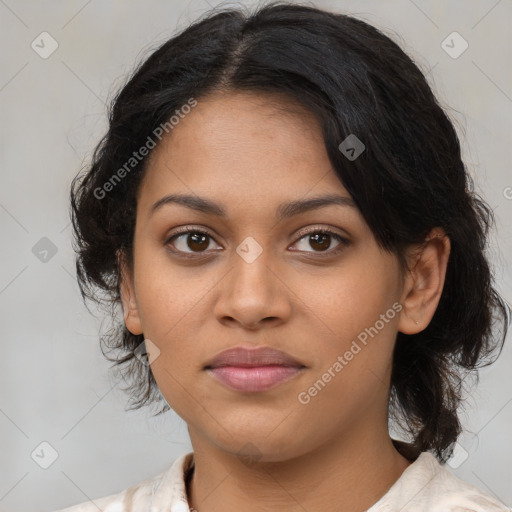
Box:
[213,242,292,331]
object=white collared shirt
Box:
[52,451,509,511]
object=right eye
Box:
[165,228,222,256]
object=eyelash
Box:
[164,226,350,259]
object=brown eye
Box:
[291,229,349,255]
[167,229,219,254]
[165,227,349,259]
[308,232,332,252]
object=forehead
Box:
[138,90,351,208]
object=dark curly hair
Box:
[69,0,510,463]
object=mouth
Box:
[206,365,304,392]
[204,346,306,393]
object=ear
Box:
[117,249,143,336]
[397,227,451,334]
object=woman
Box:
[56,2,510,511]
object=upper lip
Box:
[204,346,305,369]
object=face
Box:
[120,90,412,462]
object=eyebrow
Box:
[149,193,357,221]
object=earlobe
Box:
[117,249,144,336]
[397,228,451,335]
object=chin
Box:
[208,426,312,464]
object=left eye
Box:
[291,230,348,254]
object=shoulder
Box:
[370,452,510,512]
[51,472,160,512]
[49,452,193,512]
[420,455,510,512]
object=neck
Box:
[186,426,413,512]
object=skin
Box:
[119,90,451,512]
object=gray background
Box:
[1,1,511,510]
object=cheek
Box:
[149,351,197,421]
[292,256,400,394]
[292,253,398,338]
[295,317,397,439]
[132,246,206,338]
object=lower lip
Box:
[207,365,304,392]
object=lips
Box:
[204,346,305,369]
[204,346,306,393]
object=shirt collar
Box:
[367,452,441,511]
[150,451,195,512]
[148,450,441,512]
